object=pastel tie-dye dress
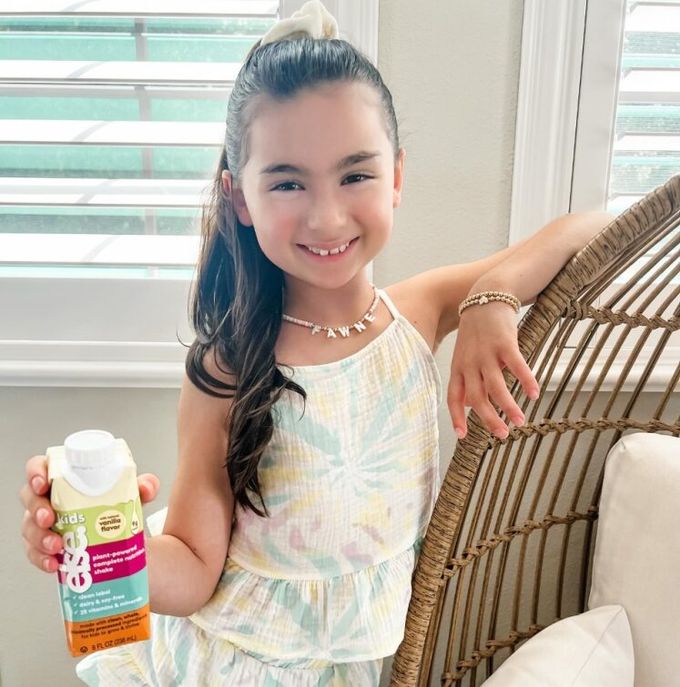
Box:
[76,288,442,686]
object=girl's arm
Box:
[422,211,616,350]
[467,211,616,306]
[147,355,236,616]
[446,211,616,440]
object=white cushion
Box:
[588,432,680,687]
[482,605,633,686]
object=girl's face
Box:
[228,81,405,292]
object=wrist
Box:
[468,274,518,296]
[458,290,521,318]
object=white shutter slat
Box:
[619,69,680,96]
[0,60,242,86]
[0,233,199,266]
[626,3,680,30]
[1,120,224,146]
[0,1,278,17]
[614,134,680,152]
[0,178,209,208]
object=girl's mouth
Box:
[297,237,359,260]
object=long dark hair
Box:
[185,37,400,517]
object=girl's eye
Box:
[271,181,302,192]
[342,174,371,184]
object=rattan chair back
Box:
[390,174,680,686]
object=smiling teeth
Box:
[305,240,352,256]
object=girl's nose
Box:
[306,189,346,232]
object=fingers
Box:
[450,308,541,441]
[449,364,537,441]
[24,454,49,498]
[483,367,525,427]
[449,373,508,440]
[20,458,62,573]
[137,473,160,504]
[504,349,540,401]
[22,510,63,572]
[465,378,510,440]
[448,373,467,439]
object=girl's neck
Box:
[282,275,375,326]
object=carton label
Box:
[52,498,150,656]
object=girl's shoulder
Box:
[385,274,444,355]
[388,256,505,353]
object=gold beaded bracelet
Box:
[458,290,522,317]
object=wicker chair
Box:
[390,174,680,686]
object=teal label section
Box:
[58,568,149,623]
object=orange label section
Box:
[64,604,151,657]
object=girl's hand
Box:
[448,302,539,440]
[19,454,161,574]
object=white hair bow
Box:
[260,0,339,46]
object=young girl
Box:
[19,2,614,685]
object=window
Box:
[511,0,680,231]
[573,0,680,214]
[511,0,679,390]
[0,0,378,387]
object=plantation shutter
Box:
[609,0,680,214]
[0,1,278,278]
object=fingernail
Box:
[37,508,50,525]
[43,558,53,572]
[42,535,55,550]
[513,414,524,425]
[455,428,465,439]
[32,476,45,493]
[497,429,509,440]
[529,389,539,400]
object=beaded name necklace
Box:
[282,283,379,338]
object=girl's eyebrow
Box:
[259,150,381,175]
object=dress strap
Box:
[378,288,401,321]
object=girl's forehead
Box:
[245,82,391,167]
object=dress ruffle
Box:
[76,611,384,687]
[189,542,421,663]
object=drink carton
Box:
[47,430,151,657]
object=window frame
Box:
[0,0,379,388]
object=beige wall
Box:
[1,2,527,685]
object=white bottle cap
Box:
[64,430,117,468]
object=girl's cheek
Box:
[362,200,393,228]
[274,208,301,232]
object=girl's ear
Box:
[393,148,406,208]
[221,170,253,226]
